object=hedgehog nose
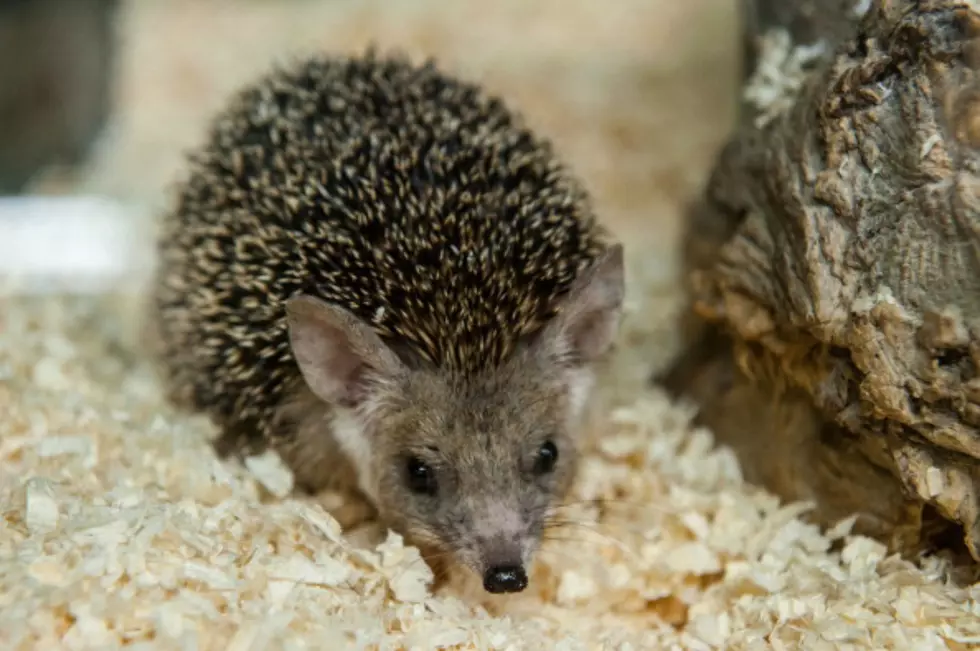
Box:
[483,564,528,594]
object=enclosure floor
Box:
[3,0,979,649]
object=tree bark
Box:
[658,0,980,563]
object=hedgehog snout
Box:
[460,498,538,594]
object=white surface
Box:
[0,195,150,294]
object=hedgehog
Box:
[151,50,625,595]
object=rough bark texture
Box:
[659,0,980,563]
[0,0,119,194]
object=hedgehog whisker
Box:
[535,543,599,566]
[390,545,458,587]
[542,518,636,559]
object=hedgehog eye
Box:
[405,457,438,496]
[533,441,558,475]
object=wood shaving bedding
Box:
[1,255,978,651]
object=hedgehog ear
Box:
[285,295,405,408]
[537,243,625,365]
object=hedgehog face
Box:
[369,348,589,594]
[285,245,624,594]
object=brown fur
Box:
[271,351,583,579]
[367,334,582,575]
[272,379,362,494]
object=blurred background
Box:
[0,0,739,292]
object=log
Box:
[657,0,980,564]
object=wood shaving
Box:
[1,254,978,650]
[244,450,295,499]
[743,29,827,129]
